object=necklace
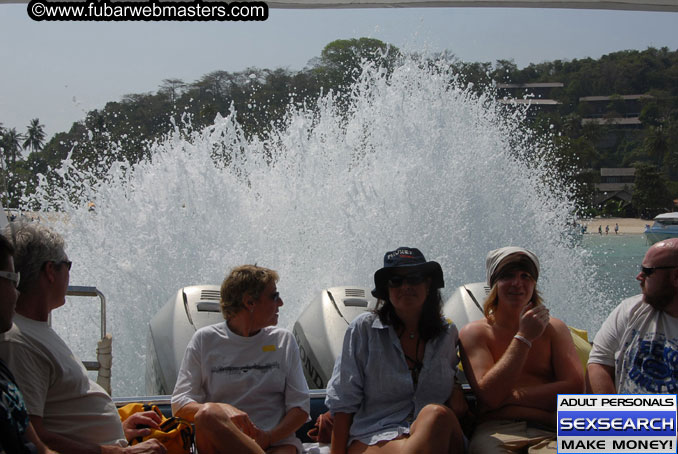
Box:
[402,336,423,388]
[409,331,415,339]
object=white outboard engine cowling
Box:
[146,285,224,395]
[293,286,376,389]
[443,282,489,329]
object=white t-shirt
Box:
[0,314,125,446]
[171,322,310,448]
[589,296,678,394]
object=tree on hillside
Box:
[450,60,493,91]
[23,118,46,154]
[313,38,400,90]
[632,162,673,218]
[8,43,678,212]
[195,71,232,99]
[159,78,186,104]
[493,59,519,83]
[29,129,76,177]
[1,127,24,166]
[643,125,670,167]
[661,119,678,178]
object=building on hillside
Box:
[579,94,653,151]
[579,94,652,129]
[497,83,563,116]
[594,167,636,216]
[581,117,642,127]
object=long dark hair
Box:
[375,287,445,342]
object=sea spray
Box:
[26,56,607,395]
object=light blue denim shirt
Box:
[325,311,459,445]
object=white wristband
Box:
[514,334,532,348]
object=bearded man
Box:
[587,238,678,394]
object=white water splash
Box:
[27,57,606,395]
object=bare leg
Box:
[348,404,463,454]
[194,402,265,454]
[348,438,408,454]
[406,404,463,454]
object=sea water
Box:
[582,233,647,313]
[25,57,622,396]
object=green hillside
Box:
[2,40,677,216]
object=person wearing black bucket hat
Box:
[459,247,584,454]
[371,247,445,300]
[325,247,465,454]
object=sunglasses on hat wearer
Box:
[387,272,427,288]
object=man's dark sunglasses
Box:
[48,260,72,270]
[387,272,426,288]
[640,265,678,276]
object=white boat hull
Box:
[644,213,678,244]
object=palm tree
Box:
[0,127,23,166]
[159,78,186,104]
[644,125,669,168]
[23,118,46,154]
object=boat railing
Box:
[113,389,330,413]
[113,395,173,408]
[60,285,111,393]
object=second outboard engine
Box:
[293,286,376,389]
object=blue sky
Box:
[1,4,677,139]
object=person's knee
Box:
[195,402,232,430]
[194,403,244,453]
[420,403,457,425]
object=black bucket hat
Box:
[372,247,444,299]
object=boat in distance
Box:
[644,212,678,244]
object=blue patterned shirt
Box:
[325,312,458,445]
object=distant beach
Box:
[581,217,649,235]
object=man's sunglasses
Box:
[387,273,426,288]
[0,271,20,288]
[45,260,72,271]
[640,265,678,276]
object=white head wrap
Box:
[486,246,540,286]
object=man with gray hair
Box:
[0,231,57,454]
[587,238,678,394]
[0,223,166,454]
